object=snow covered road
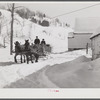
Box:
[0,47,91,88]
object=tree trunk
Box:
[10,3,14,55]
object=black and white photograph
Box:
[0,1,100,89]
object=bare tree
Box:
[10,3,14,55]
[7,3,22,55]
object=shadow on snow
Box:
[0,61,21,67]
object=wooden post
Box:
[86,43,88,54]
[10,3,14,55]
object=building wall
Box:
[68,33,92,50]
[91,35,100,59]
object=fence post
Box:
[86,43,88,54]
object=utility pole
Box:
[10,3,14,55]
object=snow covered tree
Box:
[16,8,28,19]
[0,11,9,48]
[41,20,49,26]
[36,11,44,18]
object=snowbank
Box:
[45,55,100,88]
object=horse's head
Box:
[24,39,30,51]
[14,41,21,52]
[14,41,20,46]
[25,40,30,45]
[25,39,29,43]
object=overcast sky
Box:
[1,2,100,28]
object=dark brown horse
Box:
[24,40,39,64]
[14,41,26,63]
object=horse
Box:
[14,41,26,63]
[24,40,39,64]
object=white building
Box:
[90,27,100,59]
[68,17,100,50]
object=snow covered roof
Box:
[90,26,100,39]
[74,17,100,33]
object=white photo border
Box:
[0,1,100,99]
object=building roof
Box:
[90,26,100,39]
[74,17,100,33]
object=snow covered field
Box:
[0,47,91,88]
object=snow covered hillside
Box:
[0,9,73,53]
